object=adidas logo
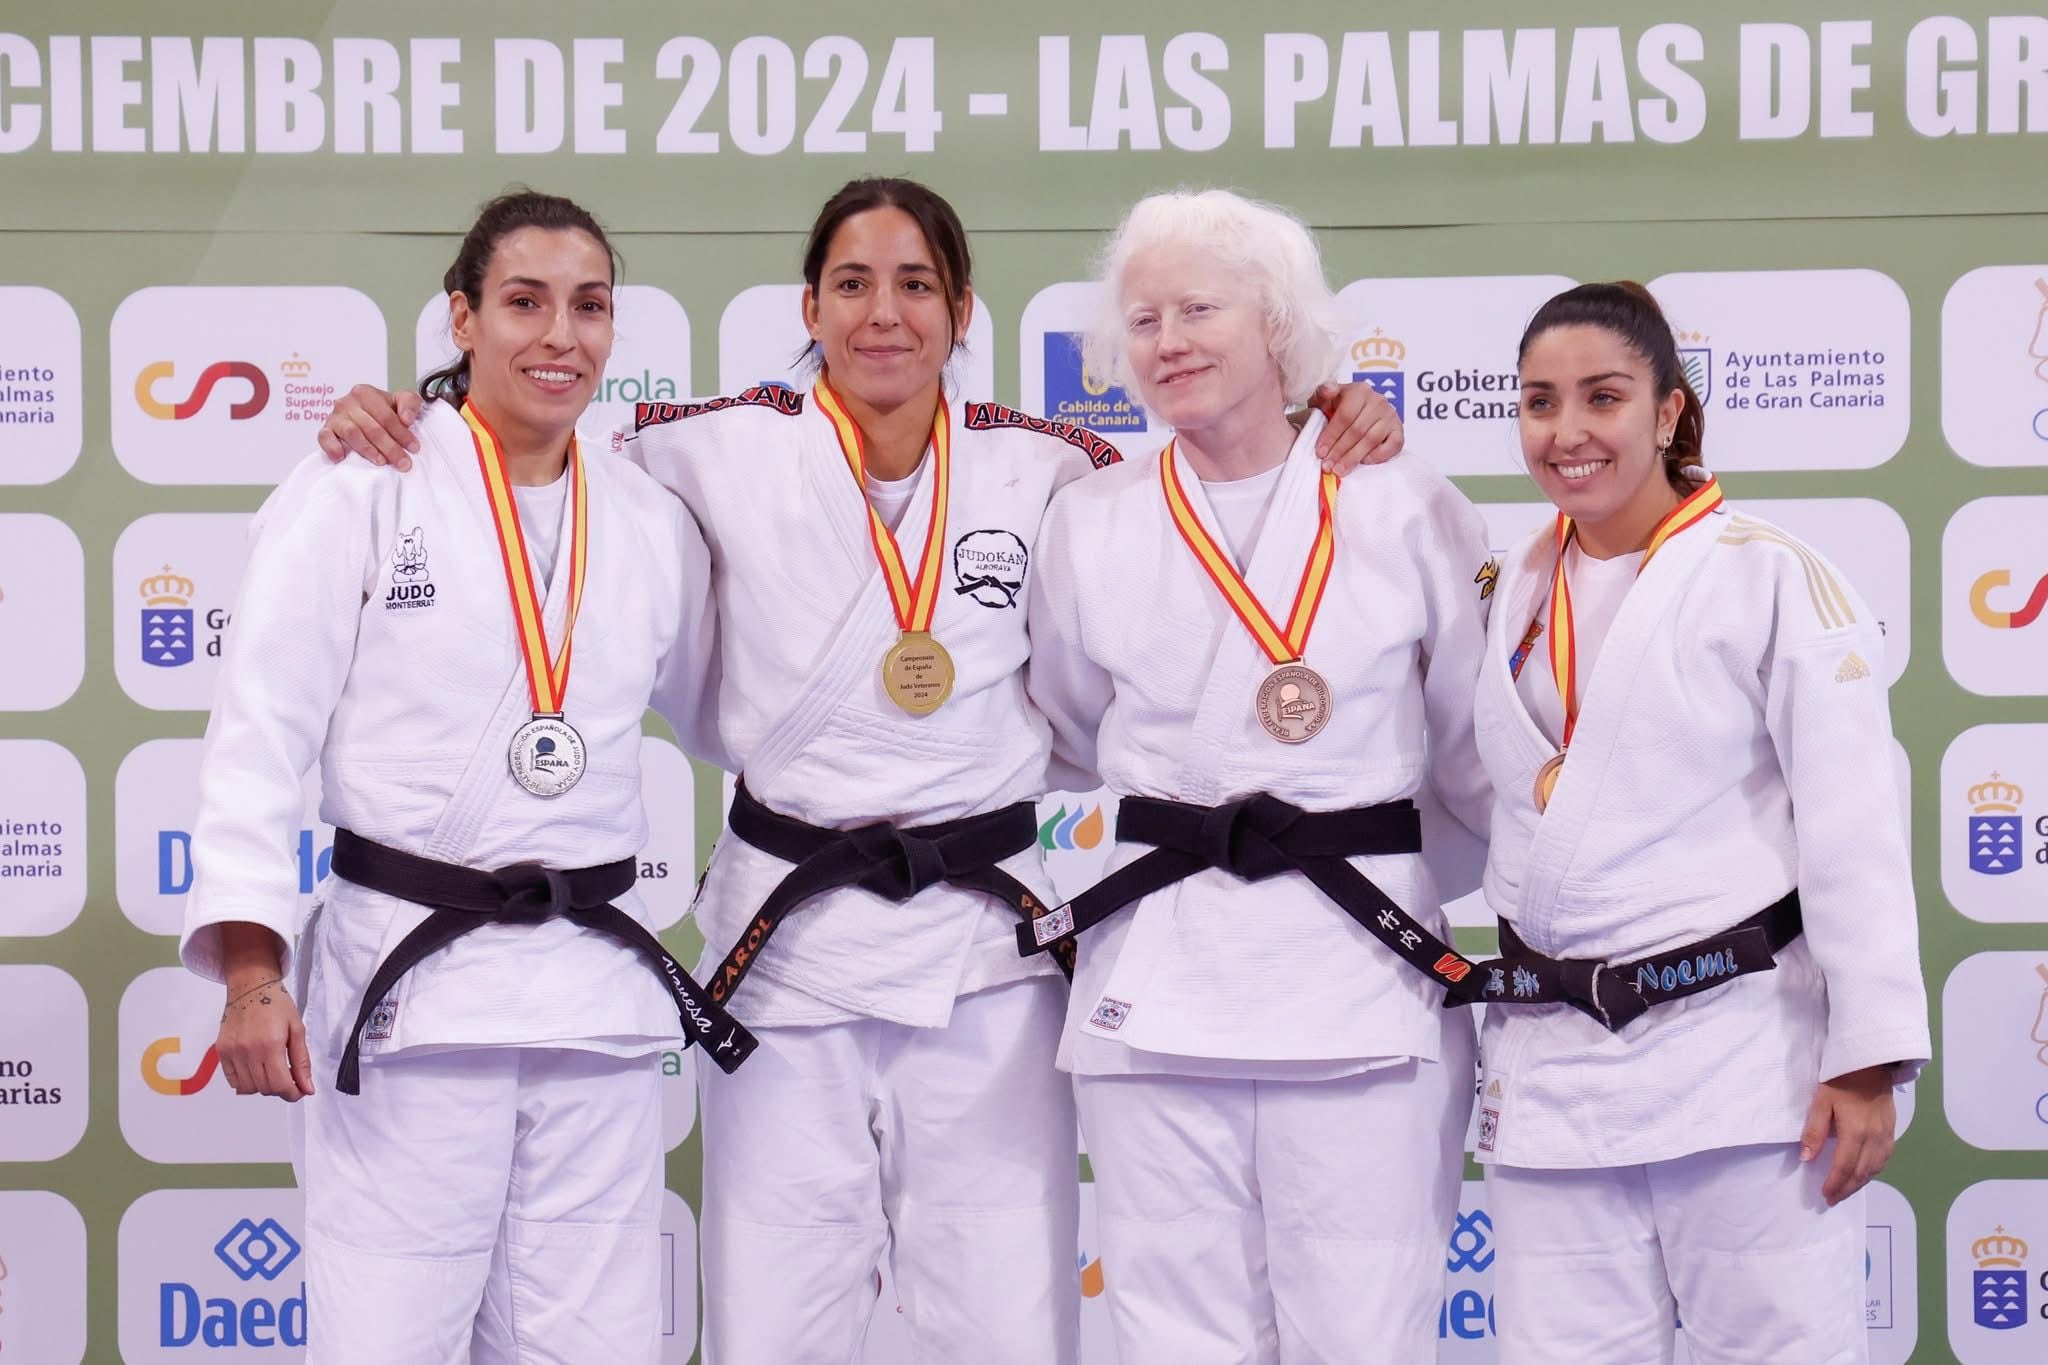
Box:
[1834,652,1870,683]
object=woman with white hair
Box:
[1022,189,1496,1362]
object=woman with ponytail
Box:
[182,190,723,1362]
[1453,281,1929,1363]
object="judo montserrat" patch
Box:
[963,401,1123,469]
[635,385,806,429]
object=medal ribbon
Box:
[1543,475,1723,747]
[814,378,950,634]
[1160,441,1338,665]
[464,403,587,715]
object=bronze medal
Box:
[881,630,956,715]
[1254,664,1332,744]
[1532,751,1565,812]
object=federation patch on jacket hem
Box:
[963,401,1123,468]
[636,385,805,429]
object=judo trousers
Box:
[291,1044,665,1364]
[699,975,1080,1365]
[1074,1018,1476,1365]
[1488,1142,1868,1365]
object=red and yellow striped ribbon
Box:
[1545,475,1722,748]
[814,378,950,634]
[464,402,587,715]
[1160,441,1339,666]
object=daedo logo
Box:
[159,1219,306,1348]
[134,361,269,420]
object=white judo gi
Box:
[1471,501,1931,1364]
[1025,418,1496,1365]
[182,398,717,1364]
[623,387,1111,1365]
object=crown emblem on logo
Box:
[1971,774,2025,813]
[1349,328,1407,369]
[1672,328,1710,344]
[279,352,313,379]
[140,565,194,606]
[1975,1226,2029,1267]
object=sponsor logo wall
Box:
[1947,1181,2048,1361]
[0,284,83,484]
[0,1190,90,1364]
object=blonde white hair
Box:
[1084,188,1345,409]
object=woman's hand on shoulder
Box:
[319,386,424,471]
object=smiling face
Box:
[1518,323,1686,534]
[449,225,614,441]
[1119,239,1284,439]
[802,206,969,414]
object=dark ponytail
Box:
[420,188,621,406]
[1517,281,1705,494]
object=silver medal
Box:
[509,714,586,797]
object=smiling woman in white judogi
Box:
[1023,189,1497,1364]
[180,191,732,1363]
[1458,281,1930,1364]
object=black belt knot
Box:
[490,862,575,921]
[710,782,1071,1048]
[326,828,757,1095]
[845,822,952,901]
[1185,794,1298,880]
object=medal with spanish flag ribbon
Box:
[1160,442,1340,744]
[814,378,956,715]
[463,403,590,797]
[1530,475,1723,811]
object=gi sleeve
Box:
[650,494,733,771]
[1409,471,1495,899]
[181,455,382,983]
[1025,484,1114,793]
[1760,559,1931,1083]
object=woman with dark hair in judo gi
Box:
[1462,281,1929,1364]
[184,190,729,1362]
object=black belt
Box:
[710,783,1072,1038]
[1444,892,1804,1032]
[329,829,758,1095]
[1018,793,1482,994]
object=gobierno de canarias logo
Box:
[135,360,270,420]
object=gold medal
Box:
[1532,752,1564,812]
[1255,664,1332,744]
[1160,443,1341,743]
[881,630,956,715]
[814,380,955,717]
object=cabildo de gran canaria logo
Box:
[1968,774,2032,876]
[1972,1226,2030,1330]
[139,566,195,668]
[1044,332,1145,433]
[161,1218,306,1348]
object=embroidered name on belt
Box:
[963,401,1122,468]
[635,385,805,429]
